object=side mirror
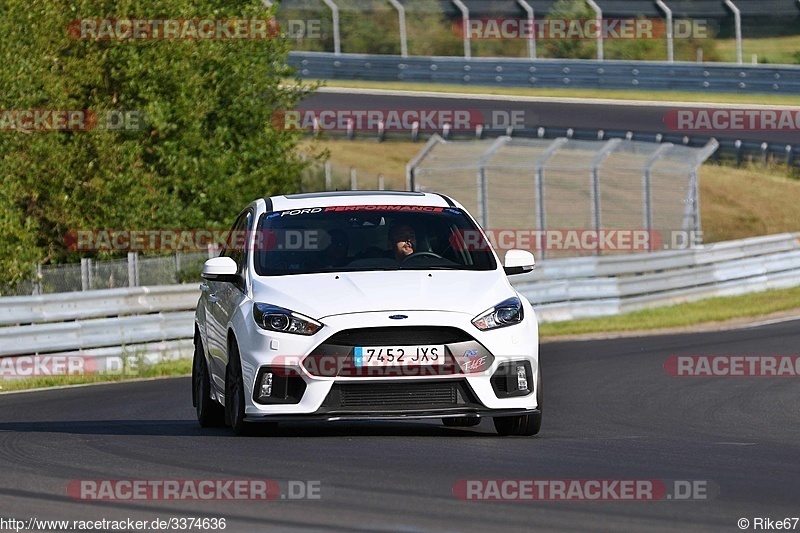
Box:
[201,256,240,283]
[503,249,535,276]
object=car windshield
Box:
[254,205,497,276]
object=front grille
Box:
[322,381,479,411]
[324,326,473,346]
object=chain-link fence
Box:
[299,157,404,192]
[6,251,212,297]
[408,135,718,259]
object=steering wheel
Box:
[402,251,443,261]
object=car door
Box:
[205,209,253,387]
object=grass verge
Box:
[0,358,191,393]
[716,35,800,66]
[315,79,800,107]
[538,285,800,338]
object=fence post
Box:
[350,167,357,190]
[723,0,743,65]
[321,0,341,55]
[643,143,674,251]
[534,138,569,260]
[378,174,385,190]
[35,263,43,295]
[516,0,536,59]
[406,134,445,191]
[387,0,408,57]
[586,0,604,61]
[325,160,332,190]
[81,258,90,291]
[589,139,621,254]
[452,0,471,59]
[655,0,673,62]
[476,136,511,229]
[128,252,139,287]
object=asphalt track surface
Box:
[1,319,798,532]
[301,90,800,145]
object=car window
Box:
[222,210,252,277]
[254,205,497,276]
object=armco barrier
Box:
[514,232,800,321]
[289,51,800,95]
[1,232,799,374]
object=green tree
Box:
[0,0,315,291]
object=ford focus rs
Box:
[192,191,541,436]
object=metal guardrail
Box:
[1,232,799,370]
[289,51,800,95]
[514,232,800,321]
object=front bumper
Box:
[236,310,539,418]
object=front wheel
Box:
[225,341,277,436]
[192,335,225,427]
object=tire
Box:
[192,335,225,427]
[442,417,481,427]
[493,367,542,436]
[225,340,277,436]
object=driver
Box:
[388,223,416,261]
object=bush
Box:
[0,0,316,290]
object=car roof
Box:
[268,190,454,211]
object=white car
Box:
[192,191,541,436]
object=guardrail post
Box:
[723,0,743,65]
[350,167,357,190]
[387,0,408,57]
[516,0,536,59]
[321,0,341,55]
[586,0,603,61]
[655,0,673,62]
[452,0,471,59]
[786,145,794,167]
[378,174,385,190]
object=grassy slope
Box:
[715,35,800,65]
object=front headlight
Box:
[472,297,524,331]
[253,303,323,335]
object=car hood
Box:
[251,269,514,319]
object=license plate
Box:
[353,345,445,367]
